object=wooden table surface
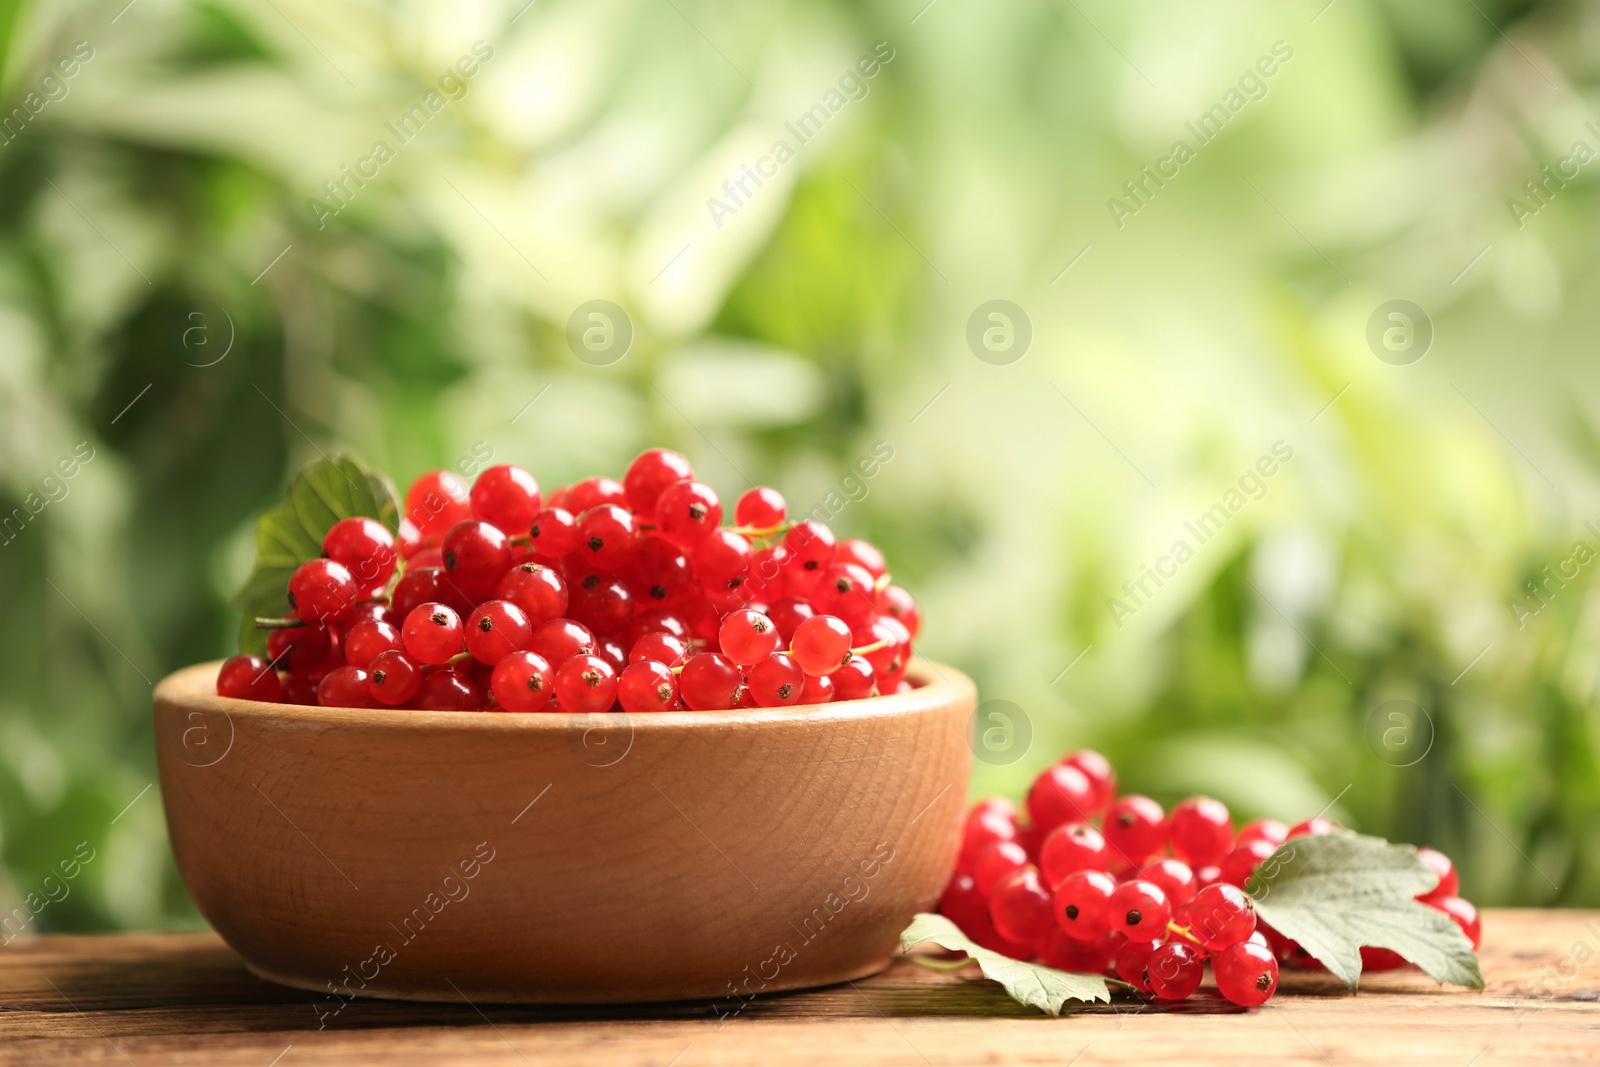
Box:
[1,910,1596,1065]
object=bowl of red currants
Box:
[153,449,975,1004]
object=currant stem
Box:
[509,534,532,547]
[1166,921,1205,949]
[446,651,475,667]
[255,616,306,630]
[874,571,892,594]
[725,519,798,539]
[849,637,891,657]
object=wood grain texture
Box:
[1,911,1596,1065]
[151,659,974,1004]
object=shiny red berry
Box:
[495,562,568,625]
[465,600,533,665]
[1137,857,1199,907]
[367,650,421,705]
[413,668,482,711]
[989,867,1053,947]
[489,650,554,712]
[830,655,876,700]
[654,480,721,548]
[735,486,786,528]
[216,655,282,702]
[528,506,579,556]
[402,603,466,664]
[678,652,742,710]
[442,520,512,601]
[576,504,639,571]
[718,609,780,665]
[1146,941,1204,1001]
[973,841,1031,896]
[553,654,617,714]
[1108,879,1171,942]
[623,449,694,516]
[343,619,403,670]
[317,665,379,708]
[1416,847,1459,903]
[470,465,541,534]
[1051,869,1116,941]
[1040,823,1111,888]
[1189,882,1258,952]
[322,517,398,590]
[790,614,853,676]
[289,558,359,623]
[1102,795,1166,870]
[747,652,805,707]
[527,618,596,669]
[1169,796,1234,868]
[1027,764,1095,836]
[618,659,679,713]
[1215,940,1279,1006]
[404,470,472,543]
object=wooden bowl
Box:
[152,659,974,1005]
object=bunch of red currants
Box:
[216,449,920,712]
[940,750,1482,1006]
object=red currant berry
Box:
[654,480,722,548]
[735,486,786,528]
[322,517,398,590]
[1429,895,1481,950]
[527,618,596,669]
[766,596,816,644]
[782,519,836,579]
[1235,818,1289,851]
[465,600,533,665]
[1108,879,1171,942]
[317,665,379,708]
[489,650,554,712]
[1416,847,1459,902]
[799,672,835,704]
[216,655,282,702]
[1040,823,1111,888]
[442,520,512,601]
[618,659,679,713]
[266,624,338,679]
[853,614,911,687]
[404,470,472,542]
[566,573,633,635]
[989,868,1054,947]
[564,475,627,515]
[1189,882,1258,952]
[630,631,688,667]
[553,654,617,715]
[367,650,421,705]
[402,603,466,664]
[692,529,751,594]
[718,609,780,665]
[830,655,877,700]
[344,601,394,630]
[279,673,318,705]
[575,504,639,571]
[469,465,541,534]
[1215,940,1279,1006]
[1038,928,1115,973]
[1051,869,1116,941]
[940,873,1034,959]
[1146,941,1204,1001]
[1169,796,1234,868]
[835,537,886,579]
[789,614,853,676]
[748,652,805,707]
[623,449,694,516]
[1360,946,1408,972]
[1113,937,1156,992]
[496,562,568,625]
[1102,795,1167,871]
[1027,764,1095,836]
[528,506,579,556]
[876,583,922,641]
[392,566,472,620]
[1288,816,1340,838]
[973,841,1031,896]
[413,668,483,711]
[960,805,1020,869]
[598,637,627,673]
[289,558,359,624]
[678,652,742,710]
[344,619,403,671]
[398,517,423,560]
[1220,838,1278,889]
[811,562,877,623]
[629,538,694,603]
[1138,857,1199,907]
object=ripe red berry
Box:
[718,609,780,665]
[830,655,877,700]
[799,672,835,704]
[489,650,554,712]
[835,537,887,579]
[654,480,722,548]
[811,562,878,623]
[623,449,694,516]
[852,614,911,688]
[960,804,1020,869]
[1416,847,1459,902]
[465,600,533,665]
[989,868,1053,947]
[404,470,472,542]
[495,562,568,625]
[412,668,483,711]
[1235,819,1289,851]
[1189,882,1258,952]
[1113,937,1156,992]
[973,841,1031,896]
[1288,816,1340,838]
[469,465,541,534]
[402,603,466,664]
[789,614,853,676]
[1102,795,1167,870]
[565,476,628,514]
[1220,837,1278,889]
[1429,895,1481,950]
[266,624,338,679]
[1040,823,1111,888]
[630,538,694,603]
[629,631,688,667]
[1138,857,1199,907]
[618,659,679,713]
[876,583,922,641]
[1108,879,1171,942]
[766,596,816,644]
[748,652,805,707]
[1027,764,1095,836]
[1050,869,1116,941]
[322,517,398,590]
[566,573,633,635]
[216,655,282,702]
[442,520,512,601]
[553,654,617,714]
[1146,941,1204,1001]
[1215,940,1279,1006]
[678,652,742,710]
[392,566,472,620]
[1038,928,1115,972]
[317,665,379,708]
[1360,946,1408,972]
[782,519,836,580]
[528,506,579,556]
[692,529,751,594]
[343,619,402,670]
[939,873,1033,959]
[1169,796,1234,868]
[289,558,359,623]
[527,618,596,669]
[575,504,639,571]
[735,486,786,528]
[367,650,421,705]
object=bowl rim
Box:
[156,657,974,731]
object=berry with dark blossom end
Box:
[629,538,694,603]
[1113,936,1155,993]
[1040,823,1111,888]
[1189,882,1257,952]
[317,665,379,708]
[692,529,751,593]
[576,504,639,571]
[811,562,878,623]
[1027,764,1095,836]
[413,667,483,711]
[623,449,694,516]
[289,558,359,623]
[527,618,595,669]
[735,486,786,528]
[973,841,1031,896]
[1108,879,1171,942]
[618,659,679,713]
[718,609,780,666]
[404,470,472,543]
[1169,796,1234,868]
[748,652,805,707]
[1215,940,1279,1006]
[367,650,421,705]
[442,520,512,601]
[553,654,617,715]
[1146,940,1205,1001]
[1102,795,1167,871]
[566,573,633,635]
[678,652,742,710]
[402,603,466,664]
[830,655,877,700]
[344,619,403,671]
[654,480,722,548]
[528,506,579,557]
[1051,869,1117,941]
[217,655,282,702]
[465,600,533,666]
[489,650,553,712]
[496,562,568,625]
[322,517,398,590]
[782,520,836,578]
[989,867,1053,947]
[470,464,541,534]
[267,623,338,679]
[789,614,854,676]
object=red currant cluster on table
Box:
[215,449,921,713]
[940,751,1483,1005]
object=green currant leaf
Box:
[232,454,399,655]
[898,912,1109,1016]
[1246,831,1484,991]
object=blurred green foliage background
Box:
[2,0,1599,933]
